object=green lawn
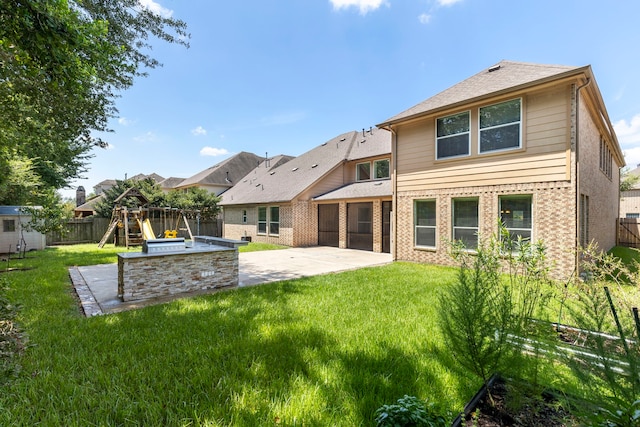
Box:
[239,242,289,253]
[0,244,625,425]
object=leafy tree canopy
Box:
[0,0,189,205]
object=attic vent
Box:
[488,64,501,72]
[292,167,299,171]
[269,171,275,175]
[255,183,261,187]
[311,164,318,168]
[340,137,346,142]
[360,139,366,144]
[322,142,327,146]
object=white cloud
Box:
[133,131,157,143]
[118,117,134,126]
[418,13,431,24]
[329,0,386,14]
[437,0,463,5]
[200,147,230,157]
[191,126,207,136]
[138,0,173,18]
[614,114,640,168]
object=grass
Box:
[1,244,635,425]
[0,244,476,426]
[239,242,289,253]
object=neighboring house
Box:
[93,179,117,195]
[0,206,46,253]
[74,195,104,218]
[158,177,186,193]
[174,152,265,195]
[620,165,640,218]
[220,128,392,252]
[377,60,624,278]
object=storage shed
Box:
[0,206,46,254]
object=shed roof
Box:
[313,179,392,201]
[0,206,37,216]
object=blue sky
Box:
[62,0,640,199]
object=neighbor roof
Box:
[378,60,587,127]
[220,128,391,206]
[177,151,264,189]
[158,177,186,190]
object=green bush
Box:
[374,395,446,427]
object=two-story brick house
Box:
[220,128,392,252]
[377,60,624,278]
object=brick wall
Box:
[117,247,238,301]
[395,181,576,279]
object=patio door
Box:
[382,201,391,253]
[318,204,339,247]
[347,202,373,251]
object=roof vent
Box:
[292,167,299,172]
[269,171,275,175]
[488,64,501,72]
[255,183,261,187]
[360,139,366,144]
[311,164,318,168]
[340,137,346,142]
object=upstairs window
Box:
[436,111,470,159]
[373,159,390,179]
[479,98,521,153]
[356,162,371,181]
[600,136,613,179]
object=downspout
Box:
[575,77,591,274]
[389,126,398,260]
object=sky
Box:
[61,0,640,199]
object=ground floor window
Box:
[499,195,532,248]
[453,198,479,249]
[414,200,436,248]
[3,219,15,232]
[242,210,247,224]
[257,207,267,234]
[269,206,280,235]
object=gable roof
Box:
[177,151,264,189]
[158,177,186,190]
[220,128,391,206]
[378,60,587,127]
[74,194,104,212]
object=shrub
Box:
[374,395,446,427]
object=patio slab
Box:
[69,247,392,316]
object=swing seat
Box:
[164,230,178,238]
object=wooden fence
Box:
[618,218,640,248]
[46,216,222,245]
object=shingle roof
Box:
[129,173,165,183]
[378,60,587,126]
[74,195,104,212]
[177,152,264,188]
[158,177,186,190]
[347,127,392,161]
[313,179,392,201]
[220,129,391,206]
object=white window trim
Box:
[257,207,267,235]
[478,98,522,155]
[242,209,247,224]
[373,158,390,180]
[414,200,437,249]
[356,161,371,181]
[435,110,471,160]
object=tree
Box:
[620,167,640,192]
[0,0,189,205]
[164,187,221,220]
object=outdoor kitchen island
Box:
[117,236,248,302]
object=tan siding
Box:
[299,167,345,200]
[396,85,571,191]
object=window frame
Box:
[257,207,267,235]
[414,199,437,249]
[436,110,471,160]
[478,98,522,154]
[499,195,533,249]
[2,219,16,233]
[356,161,371,181]
[452,198,479,250]
[373,159,390,180]
[269,206,280,236]
[241,209,247,224]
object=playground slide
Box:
[142,219,156,240]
